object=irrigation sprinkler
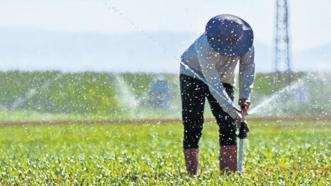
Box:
[237,109,249,175]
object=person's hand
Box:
[239,99,251,115]
[238,121,249,139]
[234,111,243,124]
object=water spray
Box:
[11,73,64,110]
[113,74,141,118]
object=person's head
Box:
[206,14,254,57]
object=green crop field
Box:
[0,120,330,185]
[0,71,309,121]
[0,71,330,184]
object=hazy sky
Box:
[1,0,330,52]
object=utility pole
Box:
[273,0,292,87]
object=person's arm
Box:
[239,47,255,112]
[195,36,240,119]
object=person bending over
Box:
[180,14,255,176]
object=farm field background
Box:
[0,120,330,185]
[0,71,309,121]
[1,71,330,184]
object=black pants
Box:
[180,74,237,149]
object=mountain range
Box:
[0,28,329,72]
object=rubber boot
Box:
[184,148,199,176]
[219,145,237,174]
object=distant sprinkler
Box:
[149,76,171,108]
[273,0,292,73]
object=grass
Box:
[0,120,330,185]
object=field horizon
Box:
[3,70,328,122]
